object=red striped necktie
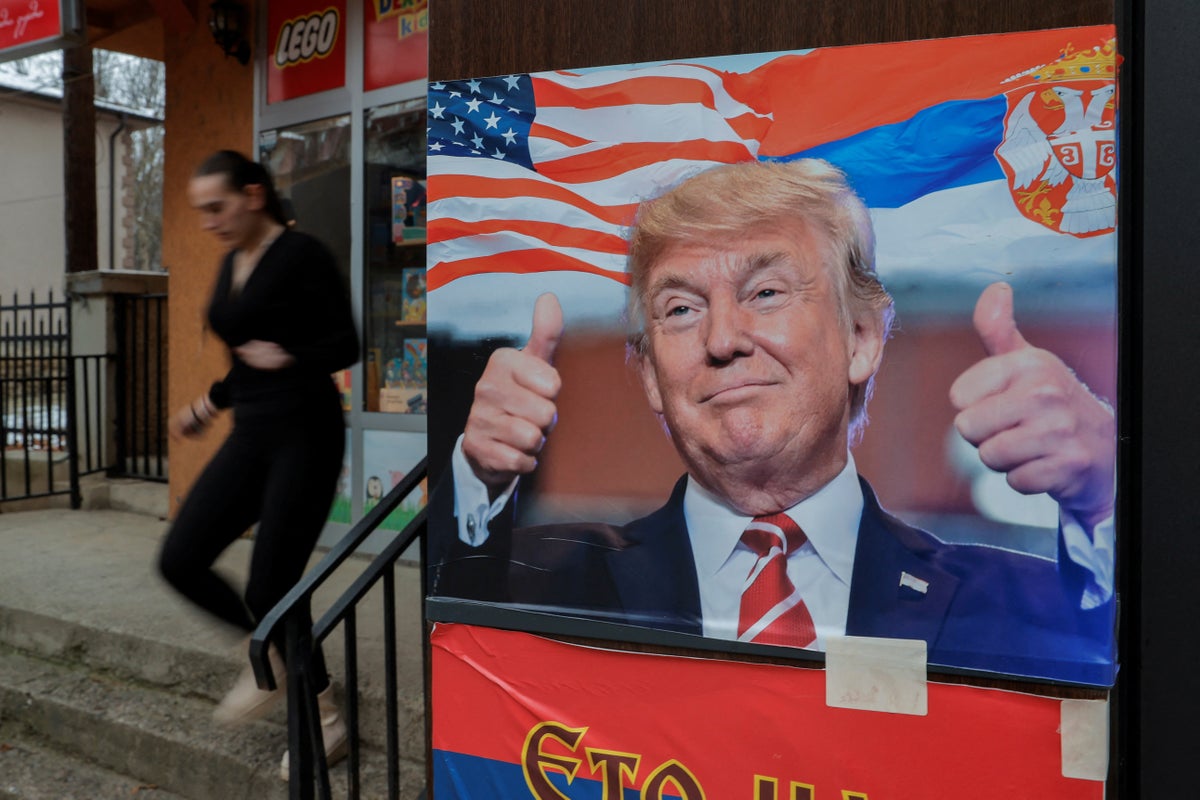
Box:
[737,513,817,647]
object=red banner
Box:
[0,0,64,55]
[432,624,1106,799]
[363,0,427,92]
[266,0,346,104]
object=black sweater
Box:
[206,229,359,414]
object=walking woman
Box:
[159,150,358,777]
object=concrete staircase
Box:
[0,488,428,799]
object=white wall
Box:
[0,94,142,300]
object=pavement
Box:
[0,499,429,796]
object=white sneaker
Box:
[279,684,349,781]
[212,639,286,726]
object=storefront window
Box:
[259,113,354,408]
[363,99,427,414]
[254,0,427,544]
[259,114,353,277]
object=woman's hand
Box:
[234,339,296,370]
[168,394,219,440]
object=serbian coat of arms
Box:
[996,39,1120,238]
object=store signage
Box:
[0,0,81,62]
[432,624,1107,799]
[273,7,339,67]
[363,0,426,92]
[266,0,346,104]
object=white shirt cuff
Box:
[1060,507,1115,609]
[451,434,519,546]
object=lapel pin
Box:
[899,571,930,595]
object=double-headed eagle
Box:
[997,83,1117,236]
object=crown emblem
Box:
[1031,38,1120,82]
[995,36,1120,238]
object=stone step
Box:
[0,605,243,705]
[86,477,170,520]
[0,557,427,757]
[0,606,426,778]
[0,727,187,800]
[0,644,290,800]
[0,509,428,795]
[0,644,420,799]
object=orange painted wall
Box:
[161,14,257,516]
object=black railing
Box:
[74,353,114,478]
[251,458,429,800]
[0,291,87,507]
[1,289,166,504]
[112,293,168,481]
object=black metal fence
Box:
[1,289,168,506]
[1,291,81,505]
[113,293,168,481]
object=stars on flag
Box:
[427,75,535,167]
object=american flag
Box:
[426,67,773,291]
[427,27,1118,304]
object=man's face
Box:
[636,221,883,512]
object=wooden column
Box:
[63,42,98,275]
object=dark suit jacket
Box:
[431,475,1116,686]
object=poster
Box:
[426,27,1119,686]
[432,624,1107,799]
[266,0,347,104]
[328,429,353,524]
[362,429,427,531]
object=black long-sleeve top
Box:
[206,229,359,415]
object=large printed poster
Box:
[426,27,1119,687]
[433,624,1107,799]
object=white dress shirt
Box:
[683,455,863,650]
[1060,509,1115,609]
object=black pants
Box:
[159,394,345,691]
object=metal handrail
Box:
[251,457,428,800]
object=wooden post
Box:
[63,43,98,275]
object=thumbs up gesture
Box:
[950,283,1116,529]
[462,293,565,491]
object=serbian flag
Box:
[432,624,1106,799]
[427,25,1118,337]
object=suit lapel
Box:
[602,475,960,644]
[607,477,703,635]
[846,478,960,646]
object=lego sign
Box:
[266,0,346,103]
[363,0,426,92]
[0,0,81,62]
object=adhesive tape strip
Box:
[825,636,928,716]
[1060,698,1109,781]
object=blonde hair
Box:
[625,159,895,439]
